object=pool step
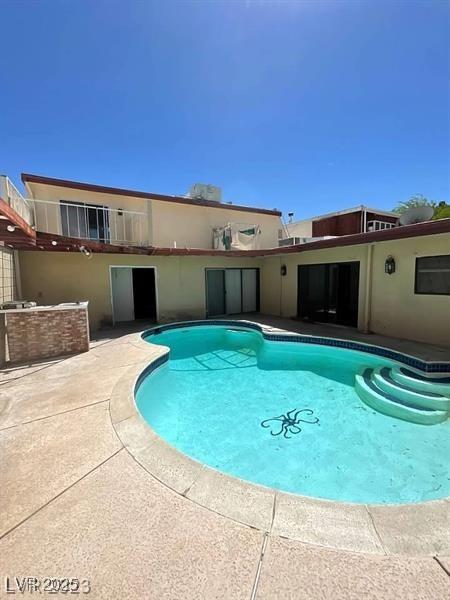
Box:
[391,367,450,397]
[373,367,450,411]
[355,367,449,425]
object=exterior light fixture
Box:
[385,256,395,275]
[6,225,16,232]
[51,240,57,246]
[281,264,287,276]
[79,245,92,258]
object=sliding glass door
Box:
[206,269,226,317]
[60,200,110,243]
[206,268,259,317]
[297,262,360,327]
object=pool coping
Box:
[110,320,450,557]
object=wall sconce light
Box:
[281,264,287,276]
[6,225,16,232]
[385,255,395,275]
[79,245,93,259]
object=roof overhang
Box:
[21,173,282,217]
[0,197,36,248]
[9,218,449,256]
[267,217,450,255]
[13,232,264,256]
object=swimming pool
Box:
[136,323,450,504]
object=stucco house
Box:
[0,173,449,353]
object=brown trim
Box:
[262,218,450,255]
[0,197,36,243]
[9,217,450,256]
[16,232,263,256]
[21,173,282,217]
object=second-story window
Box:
[60,200,110,243]
[367,220,396,232]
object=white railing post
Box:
[1,176,34,226]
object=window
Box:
[415,255,450,295]
[367,220,396,232]
[60,200,110,243]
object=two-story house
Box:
[21,173,282,250]
[1,173,449,349]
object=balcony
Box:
[0,176,34,227]
[31,199,150,246]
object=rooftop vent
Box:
[189,183,222,203]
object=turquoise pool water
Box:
[136,325,450,504]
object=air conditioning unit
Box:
[189,183,222,202]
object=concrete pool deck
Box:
[1,316,449,599]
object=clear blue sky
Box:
[1,0,448,219]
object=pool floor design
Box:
[136,326,450,505]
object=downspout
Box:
[363,243,374,333]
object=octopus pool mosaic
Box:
[136,323,450,504]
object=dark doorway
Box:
[132,268,157,320]
[297,262,360,327]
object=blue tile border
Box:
[135,352,169,392]
[141,320,450,374]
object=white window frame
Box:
[366,220,396,232]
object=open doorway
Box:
[110,266,157,324]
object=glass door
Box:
[298,262,360,327]
[206,269,226,316]
[206,268,259,317]
[242,269,258,312]
[225,269,242,314]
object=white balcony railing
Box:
[0,176,34,226]
[31,199,149,246]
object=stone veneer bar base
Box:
[3,303,89,364]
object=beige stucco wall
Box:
[285,219,313,238]
[18,231,450,346]
[260,233,450,347]
[19,251,263,330]
[369,234,450,345]
[27,182,281,250]
[151,200,280,249]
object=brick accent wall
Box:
[6,307,89,363]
